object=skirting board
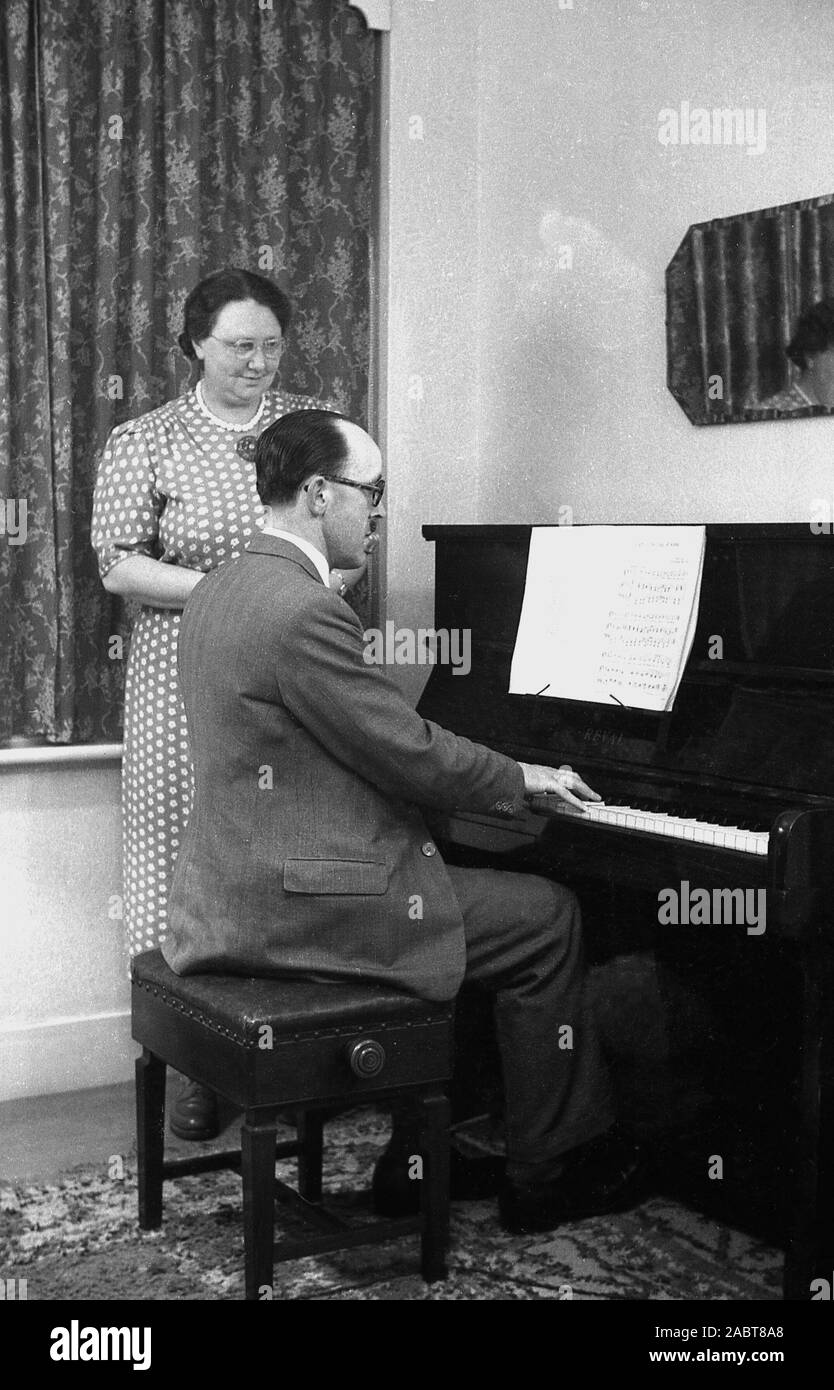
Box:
[0,1010,140,1102]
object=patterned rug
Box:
[0,1108,783,1301]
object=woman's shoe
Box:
[169,1079,219,1141]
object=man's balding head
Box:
[255,409,384,572]
[255,409,352,507]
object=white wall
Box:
[380,0,481,701]
[475,0,834,525]
[0,761,136,1101]
[382,0,834,699]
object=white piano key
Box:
[543,799,770,855]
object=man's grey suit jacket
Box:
[162,532,527,1001]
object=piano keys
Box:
[528,796,770,856]
[417,522,834,1299]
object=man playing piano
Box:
[162,409,645,1234]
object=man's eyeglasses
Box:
[210,336,284,361]
[326,475,386,507]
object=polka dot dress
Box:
[91,387,324,956]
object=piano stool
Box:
[131,949,453,1299]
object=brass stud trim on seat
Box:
[132,976,451,1049]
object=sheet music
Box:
[509,526,706,711]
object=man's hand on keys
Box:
[518,762,602,812]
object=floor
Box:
[1,1086,786,1303]
[0,1077,249,1183]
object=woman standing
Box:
[92,268,356,1139]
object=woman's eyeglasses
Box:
[210,336,284,361]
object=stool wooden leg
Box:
[297,1108,324,1203]
[241,1113,277,1300]
[418,1088,450,1283]
[136,1049,166,1230]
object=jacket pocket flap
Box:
[283,858,389,896]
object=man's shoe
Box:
[169,1080,219,1141]
[372,1142,505,1217]
[499,1126,647,1235]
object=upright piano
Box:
[417,522,834,1300]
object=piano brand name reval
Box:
[50,1321,151,1370]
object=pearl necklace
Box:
[194,380,267,433]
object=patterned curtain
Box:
[667,193,834,425]
[0,0,374,743]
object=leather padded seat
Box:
[132,948,453,1298]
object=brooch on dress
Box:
[236,435,258,461]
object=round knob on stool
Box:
[347,1038,385,1077]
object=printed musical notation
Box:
[509,526,706,711]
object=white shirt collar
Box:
[259,525,330,587]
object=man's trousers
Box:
[446,865,616,1183]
